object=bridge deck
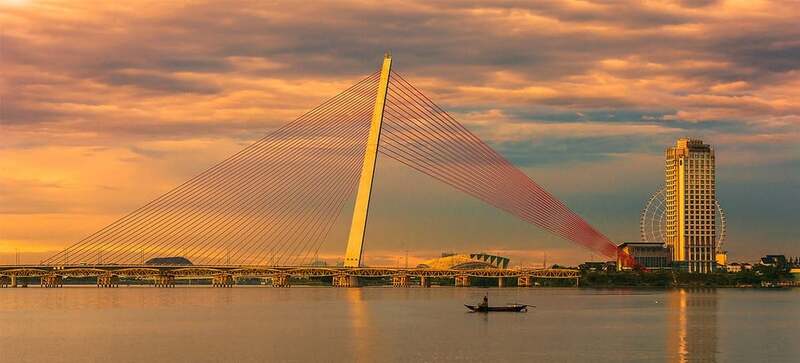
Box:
[0,264,579,279]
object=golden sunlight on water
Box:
[346,288,372,362]
[668,289,718,362]
[0,287,797,362]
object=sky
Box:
[1,0,798,266]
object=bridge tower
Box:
[343,53,392,268]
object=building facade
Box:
[725,262,752,273]
[665,138,716,273]
[617,242,672,270]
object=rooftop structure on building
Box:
[417,252,510,270]
[759,255,789,269]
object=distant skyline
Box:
[2,1,798,265]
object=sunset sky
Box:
[2,0,798,266]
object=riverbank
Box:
[579,269,798,288]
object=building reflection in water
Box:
[668,289,718,362]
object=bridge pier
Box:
[333,274,358,287]
[518,275,532,287]
[41,274,63,288]
[454,275,470,287]
[212,274,234,287]
[419,276,431,288]
[391,274,410,287]
[11,275,18,288]
[498,277,505,288]
[153,275,175,288]
[97,274,118,288]
[271,274,291,288]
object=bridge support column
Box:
[391,274,410,287]
[419,276,431,288]
[333,274,358,287]
[271,274,291,288]
[498,277,505,288]
[97,274,118,288]
[41,274,63,288]
[455,275,470,287]
[11,275,18,288]
[153,275,175,288]
[212,274,234,287]
[0,276,9,288]
[518,275,532,287]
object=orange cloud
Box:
[2,0,799,263]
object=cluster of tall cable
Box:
[42,72,380,266]
[379,72,632,263]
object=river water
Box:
[1,287,797,362]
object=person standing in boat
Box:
[479,294,488,308]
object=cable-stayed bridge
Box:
[1,55,631,288]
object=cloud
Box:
[2,0,799,261]
[101,71,223,94]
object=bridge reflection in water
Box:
[0,265,580,288]
[668,289,718,362]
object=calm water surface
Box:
[1,287,798,362]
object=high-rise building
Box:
[665,138,716,273]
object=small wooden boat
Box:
[464,304,528,312]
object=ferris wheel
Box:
[639,186,726,250]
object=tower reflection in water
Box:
[668,289,718,362]
[346,288,372,362]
